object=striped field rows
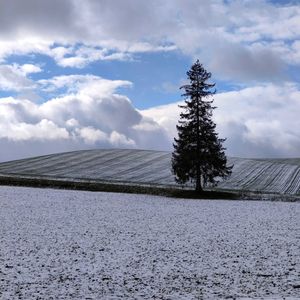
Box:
[0,149,300,195]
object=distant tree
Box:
[172,60,232,192]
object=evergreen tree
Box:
[172,60,232,191]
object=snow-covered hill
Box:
[0,149,300,195]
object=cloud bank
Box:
[1,69,300,161]
[0,1,300,160]
[0,75,170,161]
[0,0,299,82]
[142,83,300,158]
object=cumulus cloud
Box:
[0,63,41,92]
[0,0,299,81]
[0,119,69,141]
[0,75,170,161]
[1,72,300,161]
[0,0,300,161]
[142,83,300,158]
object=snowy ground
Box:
[0,186,300,299]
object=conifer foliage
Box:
[172,60,232,191]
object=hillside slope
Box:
[0,149,300,195]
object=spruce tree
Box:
[172,60,232,191]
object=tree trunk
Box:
[195,76,202,193]
[195,169,202,192]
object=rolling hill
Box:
[0,149,300,195]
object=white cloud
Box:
[38,74,131,94]
[141,104,180,139]
[1,73,300,160]
[19,64,42,75]
[0,63,42,92]
[109,131,135,147]
[76,126,108,145]
[289,40,300,64]
[0,75,170,161]
[0,119,69,141]
[141,83,300,158]
[0,0,299,81]
[48,46,134,68]
[0,0,300,161]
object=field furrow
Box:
[1,149,300,195]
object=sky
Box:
[0,0,300,161]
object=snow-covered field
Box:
[0,186,299,299]
[1,149,300,195]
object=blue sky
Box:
[0,0,300,161]
[2,49,191,109]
